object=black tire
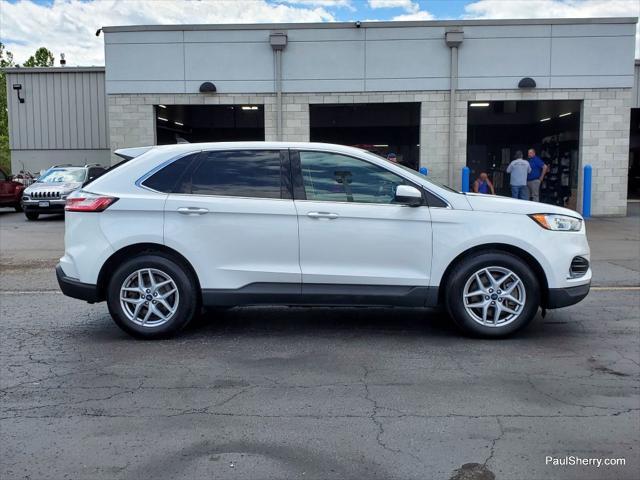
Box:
[25,211,39,221]
[445,251,540,338]
[14,203,23,212]
[106,253,199,339]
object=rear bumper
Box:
[546,283,590,309]
[56,264,101,303]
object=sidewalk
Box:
[587,202,640,287]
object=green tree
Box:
[23,47,54,68]
[0,42,15,173]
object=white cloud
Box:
[464,0,640,56]
[278,0,353,7]
[393,10,435,21]
[368,0,419,13]
[0,0,337,66]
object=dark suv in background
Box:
[22,164,106,220]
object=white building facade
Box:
[5,18,638,215]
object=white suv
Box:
[57,142,591,339]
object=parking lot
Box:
[1,208,639,480]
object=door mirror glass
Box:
[395,185,422,206]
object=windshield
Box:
[361,150,459,193]
[38,168,86,183]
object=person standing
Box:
[386,152,398,164]
[506,150,531,200]
[473,172,495,194]
[526,148,548,202]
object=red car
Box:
[0,167,25,212]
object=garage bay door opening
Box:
[467,100,581,208]
[155,105,265,144]
[310,103,421,170]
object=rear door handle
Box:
[177,207,209,215]
[307,212,339,219]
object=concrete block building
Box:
[5,18,640,215]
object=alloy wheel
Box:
[462,266,526,327]
[119,268,179,327]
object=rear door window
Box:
[188,150,287,199]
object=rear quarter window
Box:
[141,153,200,193]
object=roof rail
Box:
[84,163,103,168]
[51,163,75,168]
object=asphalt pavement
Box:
[1,207,639,480]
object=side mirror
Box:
[395,185,422,207]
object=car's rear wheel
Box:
[106,253,198,339]
[445,251,540,337]
[25,211,39,221]
[14,203,23,212]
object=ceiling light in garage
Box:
[174,121,184,126]
[470,102,490,107]
[241,106,259,110]
[158,104,167,109]
[559,112,572,117]
[157,117,168,122]
[539,117,551,122]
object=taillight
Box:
[65,193,118,212]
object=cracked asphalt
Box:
[1,208,639,480]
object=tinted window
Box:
[299,151,411,204]
[189,150,283,199]
[143,154,199,193]
[88,167,105,179]
[0,170,6,181]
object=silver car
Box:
[22,164,106,220]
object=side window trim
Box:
[291,149,426,206]
[289,149,306,201]
[280,149,293,200]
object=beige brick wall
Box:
[108,87,632,216]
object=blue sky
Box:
[1,0,639,65]
[7,1,473,21]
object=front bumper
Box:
[545,283,590,309]
[23,198,66,212]
[56,264,101,303]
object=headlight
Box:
[530,214,582,231]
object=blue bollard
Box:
[583,164,592,219]
[462,166,470,193]
[419,166,428,176]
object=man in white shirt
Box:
[506,150,531,200]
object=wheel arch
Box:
[96,243,202,302]
[437,243,549,306]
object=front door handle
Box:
[307,211,339,219]
[177,207,209,215]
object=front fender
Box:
[429,209,589,290]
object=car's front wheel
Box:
[25,211,39,221]
[106,253,199,339]
[445,251,540,337]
